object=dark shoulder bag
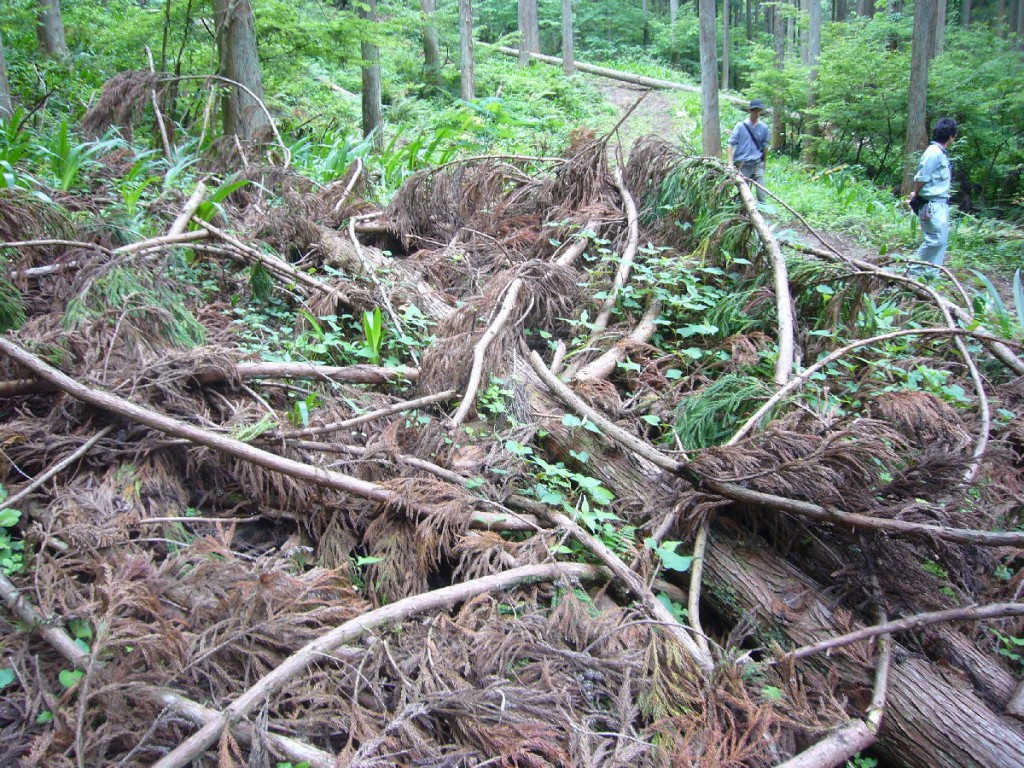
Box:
[910,195,927,215]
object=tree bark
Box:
[801,0,822,163]
[929,0,947,58]
[903,0,934,193]
[670,0,680,64]
[36,0,68,58]
[459,0,475,100]
[518,0,540,66]
[0,32,12,120]
[857,0,876,16]
[213,0,270,141]
[722,0,731,89]
[703,537,1024,768]
[962,0,971,27]
[360,0,383,150]
[771,5,786,151]
[561,0,574,75]
[698,0,722,157]
[421,0,443,87]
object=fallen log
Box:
[492,45,749,107]
[703,536,1024,768]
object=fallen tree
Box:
[1,128,1022,768]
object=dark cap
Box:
[749,99,765,111]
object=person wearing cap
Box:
[727,99,771,202]
[908,117,958,274]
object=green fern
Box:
[0,276,25,332]
[673,373,773,449]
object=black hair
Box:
[933,117,958,143]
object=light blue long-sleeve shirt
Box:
[914,142,952,200]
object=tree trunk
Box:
[459,0,475,101]
[801,0,822,163]
[643,0,651,46]
[746,0,754,39]
[835,0,849,20]
[670,0,680,65]
[518,0,540,66]
[698,0,722,157]
[0,32,12,120]
[997,0,1007,36]
[962,0,971,26]
[903,0,934,193]
[929,0,947,58]
[213,0,270,142]
[36,0,68,58]
[771,5,786,152]
[858,0,876,16]
[1017,0,1023,36]
[722,0,731,89]
[360,0,383,150]
[421,0,442,87]
[703,537,1024,768]
[561,0,574,75]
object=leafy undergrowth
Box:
[0,117,1022,767]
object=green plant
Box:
[0,487,25,576]
[992,630,1024,669]
[45,122,125,191]
[361,307,384,363]
[845,753,878,768]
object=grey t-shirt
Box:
[728,119,770,164]
[914,142,952,200]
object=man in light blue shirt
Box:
[727,99,771,202]
[909,117,958,273]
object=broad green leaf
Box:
[59,669,84,689]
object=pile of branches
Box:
[0,126,1023,768]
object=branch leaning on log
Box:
[529,348,1024,548]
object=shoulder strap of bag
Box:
[742,121,764,154]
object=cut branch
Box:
[450,277,525,429]
[280,388,455,439]
[589,167,640,336]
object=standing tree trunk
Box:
[929,0,947,57]
[903,0,934,193]
[997,0,1007,35]
[459,0,475,101]
[670,0,680,65]
[643,0,651,46]
[857,0,876,15]
[771,5,786,151]
[722,0,731,89]
[1017,0,1023,36]
[421,0,443,87]
[360,0,383,150]
[36,0,68,58]
[561,0,574,75]
[214,0,270,142]
[698,0,721,157]
[801,0,822,163]
[0,33,12,120]
[518,0,540,66]
[962,0,971,26]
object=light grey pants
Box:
[738,160,767,202]
[915,200,950,270]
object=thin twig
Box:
[590,167,640,335]
[145,46,174,161]
[280,389,456,440]
[687,523,712,657]
[167,180,208,237]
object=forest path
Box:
[588,76,697,159]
